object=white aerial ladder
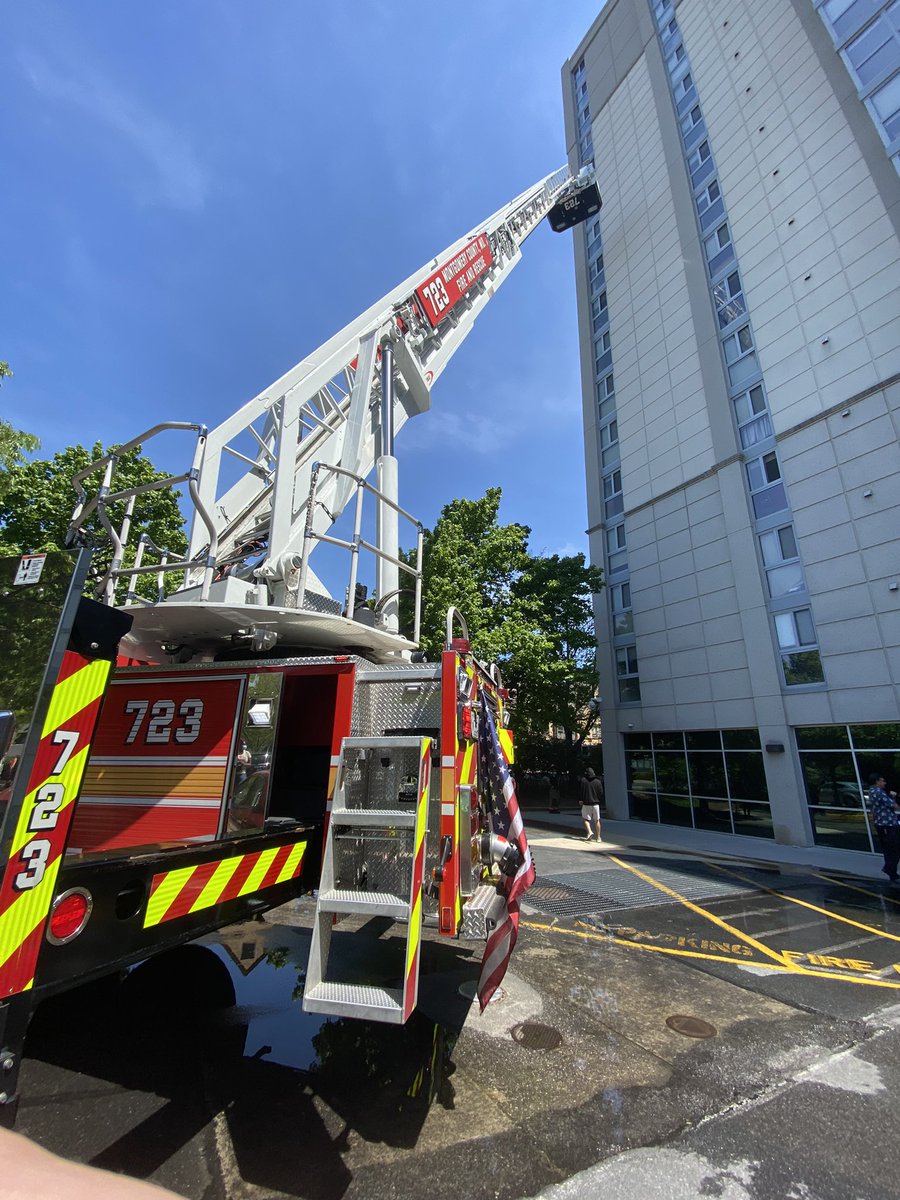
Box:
[67,166,601,665]
[0,164,609,1062]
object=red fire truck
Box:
[0,167,601,1121]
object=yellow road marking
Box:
[608,854,799,970]
[808,870,900,908]
[707,860,900,947]
[520,920,900,991]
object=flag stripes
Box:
[476,700,534,1011]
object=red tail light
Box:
[47,889,92,945]
[461,704,473,739]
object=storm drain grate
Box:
[523,863,758,917]
[521,880,616,918]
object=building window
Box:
[597,371,616,422]
[681,104,703,134]
[675,71,694,101]
[592,291,609,334]
[797,722,900,852]
[713,270,746,330]
[759,523,805,597]
[823,0,886,43]
[616,645,641,703]
[746,449,788,518]
[774,607,825,685]
[869,70,900,144]
[606,523,627,574]
[688,139,714,187]
[625,729,773,837]
[603,467,624,518]
[723,323,759,387]
[595,330,612,375]
[816,0,900,173]
[705,221,735,277]
[600,417,620,468]
[844,12,900,88]
[733,382,773,448]
[697,177,721,214]
[610,581,633,636]
[667,42,686,73]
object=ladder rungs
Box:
[330,808,416,827]
[319,889,409,917]
[303,981,404,1023]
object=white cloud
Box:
[19,49,208,212]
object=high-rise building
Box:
[563,0,900,871]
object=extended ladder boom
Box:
[67,167,600,658]
[188,167,576,577]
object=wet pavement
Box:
[14,817,900,1199]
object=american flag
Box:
[476,696,535,1011]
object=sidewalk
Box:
[517,800,887,880]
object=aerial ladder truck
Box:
[0,167,601,1119]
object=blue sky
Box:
[1,1,601,563]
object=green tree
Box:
[0,366,42,488]
[408,487,531,660]
[405,489,604,774]
[0,419,40,473]
[0,442,186,597]
[507,552,604,770]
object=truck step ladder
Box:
[303,736,432,1023]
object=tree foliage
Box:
[0,441,187,596]
[0,419,40,473]
[410,487,530,660]
[406,489,604,772]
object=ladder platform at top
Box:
[303,981,404,1022]
[317,889,410,917]
[119,600,417,665]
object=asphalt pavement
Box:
[13,807,900,1200]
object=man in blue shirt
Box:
[867,774,900,883]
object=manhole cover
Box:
[510,1022,563,1050]
[665,1014,717,1039]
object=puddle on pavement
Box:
[25,920,460,1120]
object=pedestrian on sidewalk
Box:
[548,771,561,813]
[866,773,900,883]
[578,767,603,842]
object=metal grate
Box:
[523,859,761,918]
[521,880,611,918]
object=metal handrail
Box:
[298,461,424,643]
[445,607,470,648]
[66,422,219,604]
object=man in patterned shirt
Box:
[866,774,900,883]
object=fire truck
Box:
[0,166,601,1120]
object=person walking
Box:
[866,773,900,883]
[548,771,561,813]
[578,767,604,842]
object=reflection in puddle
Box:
[203,925,459,1112]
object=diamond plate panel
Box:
[333,826,414,898]
[341,745,425,812]
[350,678,442,738]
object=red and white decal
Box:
[415,234,493,328]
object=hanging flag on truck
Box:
[476,697,535,1010]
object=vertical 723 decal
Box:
[0,651,111,995]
